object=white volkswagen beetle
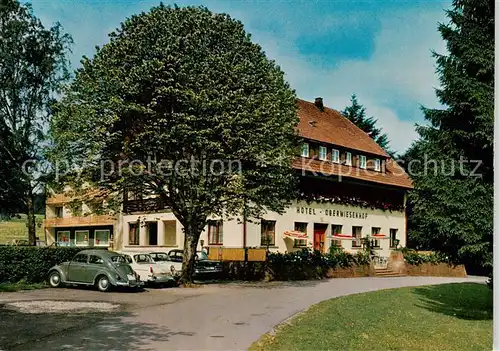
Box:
[115,251,178,286]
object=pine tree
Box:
[341,94,393,156]
[405,0,494,270]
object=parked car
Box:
[151,249,223,276]
[48,249,142,292]
[116,251,178,286]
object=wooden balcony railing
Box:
[46,194,71,204]
[43,215,115,228]
[123,198,170,214]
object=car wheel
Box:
[49,271,62,288]
[96,275,111,292]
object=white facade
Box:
[111,199,406,257]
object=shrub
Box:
[402,249,449,266]
[0,246,101,284]
[265,248,371,281]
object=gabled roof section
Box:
[296,99,389,158]
[293,157,413,189]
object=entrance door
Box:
[148,222,158,246]
[313,224,328,253]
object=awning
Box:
[283,230,308,239]
[371,234,389,239]
[329,234,353,240]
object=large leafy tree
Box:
[50,5,300,283]
[404,0,494,270]
[0,0,71,244]
[341,94,393,156]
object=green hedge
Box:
[0,246,99,284]
[220,248,372,281]
[398,248,450,266]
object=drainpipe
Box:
[242,196,247,249]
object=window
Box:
[55,206,63,218]
[122,255,133,264]
[371,227,381,248]
[360,155,367,169]
[75,230,89,246]
[56,231,72,246]
[390,228,398,248]
[319,146,327,160]
[72,254,88,263]
[208,220,223,245]
[294,222,308,247]
[345,152,352,166]
[134,254,153,263]
[301,143,309,157]
[374,159,381,171]
[111,255,127,263]
[129,222,139,245]
[261,220,276,246]
[352,226,362,248]
[94,230,110,246]
[331,224,342,247]
[332,149,340,163]
[89,255,104,264]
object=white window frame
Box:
[94,229,110,247]
[319,146,327,160]
[360,155,367,169]
[374,159,381,171]
[301,143,309,158]
[75,230,89,247]
[332,149,339,163]
[56,231,72,245]
[345,152,352,166]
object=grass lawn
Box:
[250,283,492,351]
[0,282,47,292]
[0,214,44,244]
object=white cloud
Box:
[251,7,448,153]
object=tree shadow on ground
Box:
[199,279,322,289]
[412,282,492,321]
[0,304,194,350]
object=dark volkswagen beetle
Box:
[48,249,143,292]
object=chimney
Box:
[314,97,324,111]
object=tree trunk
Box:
[180,221,203,284]
[26,192,36,246]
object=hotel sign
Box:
[296,206,368,219]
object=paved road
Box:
[0,276,486,350]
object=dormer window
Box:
[332,149,339,163]
[360,155,367,169]
[374,159,381,171]
[319,146,327,160]
[345,152,352,166]
[301,143,309,157]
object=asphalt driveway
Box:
[0,276,486,350]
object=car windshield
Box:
[134,254,153,263]
[152,253,169,261]
[196,251,208,261]
[111,255,127,263]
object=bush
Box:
[265,248,371,281]
[402,249,450,266]
[0,246,100,284]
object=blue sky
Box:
[30,0,451,153]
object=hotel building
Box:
[43,98,412,258]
